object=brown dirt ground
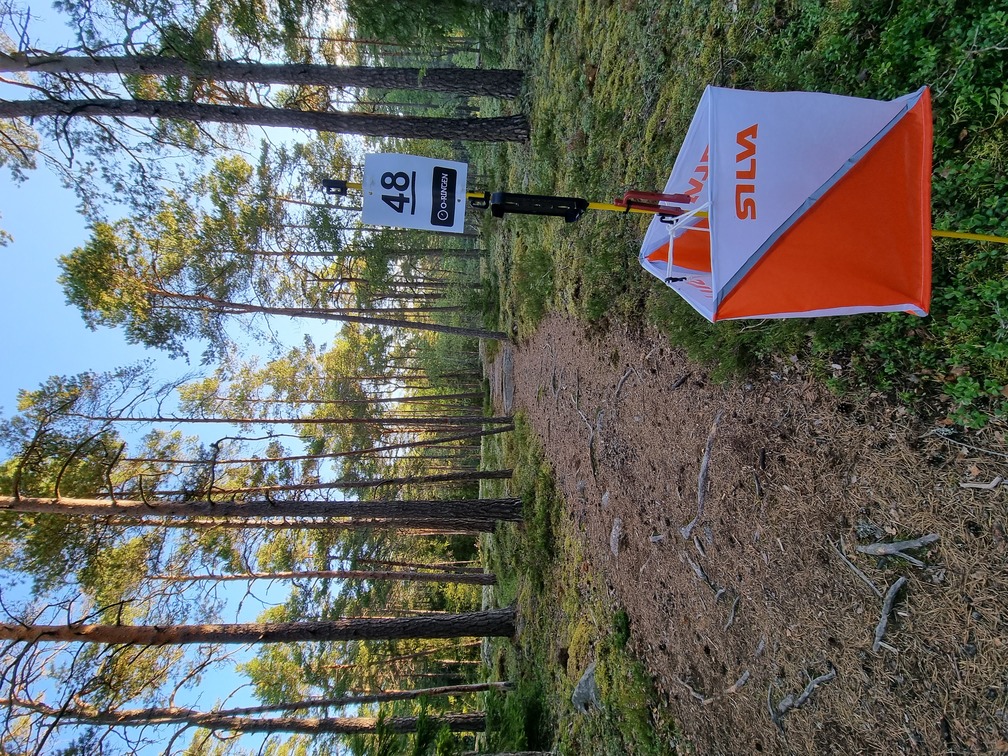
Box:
[495,313,1008,755]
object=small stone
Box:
[571,660,603,713]
[610,518,623,556]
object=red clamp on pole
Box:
[613,190,691,216]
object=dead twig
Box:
[725,670,750,694]
[724,594,740,630]
[827,536,882,597]
[684,553,709,583]
[923,429,1008,460]
[959,476,1003,490]
[681,410,724,539]
[873,576,907,653]
[856,534,940,567]
[793,668,836,708]
[772,666,837,729]
[693,535,706,558]
[613,367,640,403]
[676,677,713,705]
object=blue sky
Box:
[0,166,175,415]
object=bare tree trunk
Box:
[4,696,487,733]
[0,98,530,142]
[0,495,522,525]
[123,424,513,467]
[0,608,516,645]
[0,52,524,97]
[150,567,496,586]
[147,469,510,499]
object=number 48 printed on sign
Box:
[361,154,469,234]
[380,171,416,215]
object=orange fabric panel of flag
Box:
[716,93,932,319]
[645,222,712,273]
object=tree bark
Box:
[3,697,487,733]
[150,469,511,497]
[0,98,530,142]
[80,412,512,427]
[0,52,524,97]
[122,424,513,466]
[0,494,523,524]
[148,286,510,341]
[0,607,516,644]
[151,567,496,586]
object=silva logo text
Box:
[735,124,758,220]
[684,146,710,201]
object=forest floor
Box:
[489,313,1008,755]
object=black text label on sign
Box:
[430,167,457,228]
[382,171,417,215]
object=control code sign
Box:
[361,154,468,234]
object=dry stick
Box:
[692,535,706,558]
[872,576,908,653]
[923,430,1008,460]
[725,670,750,695]
[827,536,882,597]
[856,534,940,568]
[959,476,1003,490]
[683,553,709,583]
[724,594,740,631]
[613,367,639,403]
[675,678,713,705]
[793,668,837,708]
[681,411,724,539]
[772,667,837,729]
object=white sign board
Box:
[361,153,468,234]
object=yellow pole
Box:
[344,183,1001,236]
[931,229,1008,245]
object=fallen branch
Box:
[676,677,713,705]
[724,594,740,630]
[681,411,724,539]
[959,476,1003,490]
[684,553,709,583]
[872,576,907,653]
[613,367,639,403]
[725,669,750,694]
[771,666,837,729]
[923,430,1008,460]
[827,536,882,597]
[793,668,836,708]
[856,534,939,567]
[693,535,706,558]
[671,373,690,390]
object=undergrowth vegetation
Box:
[474,0,1008,427]
[475,1,1006,751]
[479,421,679,754]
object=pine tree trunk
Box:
[0,52,524,97]
[0,607,516,644]
[123,425,513,467]
[0,494,522,524]
[0,98,530,142]
[152,568,497,586]
[149,468,512,497]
